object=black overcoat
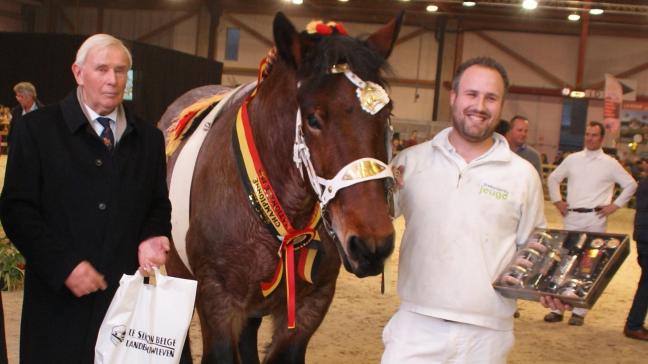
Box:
[0,91,171,363]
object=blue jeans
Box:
[626,241,648,330]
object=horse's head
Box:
[272,12,403,278]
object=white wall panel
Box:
[463,31,579,88]
[172,15,198,55]
[585,35,648,95]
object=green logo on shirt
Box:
[479,183,509,200]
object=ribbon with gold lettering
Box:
[232,60,321,329]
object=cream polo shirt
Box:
[391,127,546,331]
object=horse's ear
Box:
[273,12,302,68]
[366,11,405,59]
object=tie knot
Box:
[96,117,112,129]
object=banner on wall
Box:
[620,101,648,144]
[604,74,637,135]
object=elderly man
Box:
[382,57,548,364]
[8,81,43,145]
[506,115,543,177]
[544,121,637,326]
[0,34,171,363]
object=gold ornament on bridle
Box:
[330,63,390,115]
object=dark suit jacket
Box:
[0,91,171,363]
[8,100,43,145]
[635,177,648,243]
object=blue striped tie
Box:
[96,117,114,151]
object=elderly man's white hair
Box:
[74,33,132,68]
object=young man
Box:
[382,57,547,363]
[0,34,171,363]
[545,121,637,326]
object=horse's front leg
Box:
[196,271,249,364]
[263,278,337,364]
[238,317,263,364]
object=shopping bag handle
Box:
[142,265,167,286]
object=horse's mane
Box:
[297,34,391,88]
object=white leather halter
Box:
[292,64,393,206]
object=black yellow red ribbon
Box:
[232,58,321,329]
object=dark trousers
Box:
[627,241,648,330]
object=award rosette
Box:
[493,229,629,308]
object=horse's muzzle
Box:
[347,233,395,277]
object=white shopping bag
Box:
[95,268,197,364]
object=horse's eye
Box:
[306,114,321,129]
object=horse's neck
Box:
[247,76,318,228]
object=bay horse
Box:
[161,12,403,364]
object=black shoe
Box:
[544,312,563,322]
[568,314,585,326]
[624,326,648,341]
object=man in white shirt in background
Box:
[544,121,637,326]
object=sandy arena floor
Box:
[1,153,648,363]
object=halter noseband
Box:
[292,63,394,206]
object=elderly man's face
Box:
[72,45,129,115]
[15,92,35,110]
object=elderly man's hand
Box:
[138,236,170,276]
[65,261,107,297]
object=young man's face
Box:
[450,65,505,143]
[584,125,604,151]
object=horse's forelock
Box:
[296,35,390,88]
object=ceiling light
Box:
[522,0,537,10]
[589,8,604,15]
[338,0,349,2]
[426,5,439,12]
[463,1,476,7]
[568,13,580,21]
[570,91,585,98]
[291,0,303,4]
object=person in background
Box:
[382,57,555,364]
[638,158,648,179]
[402,129,418,148]
[495,119,510,136]
[506,115,543,178]
[0,34,172,363]
[8,82,43,146]
[391,132,404,158]
[624,170,648,340]
[544,121,637,326]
